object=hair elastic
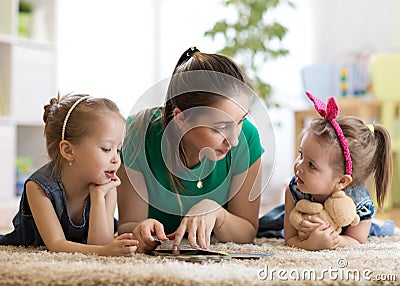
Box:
[61,96,90,141]
[174,46,200,71]
[306,92,353,175]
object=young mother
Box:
[117,47,264,253]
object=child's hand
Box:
[298,216,326,240]
[89,176,121,197]
[307,224,340,250]
[102,233,139,256]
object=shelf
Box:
[0,0,56,43]
[0,124,16,201]
[0,35,56,48]
[0,116,12,125]
[0,116,44,126]
[0,34,14,44]
[0,0,15,37]
[0,0,57,200]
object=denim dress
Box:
[257,176,384,238]
[0,162,90,246]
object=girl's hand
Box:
[89,176,121,197]
[102,233,139,256]
[298,216,327,240]
[132,219,169,253]
[168,199,222,250]
[307,224,340,250]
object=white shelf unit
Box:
[0,0,57,206]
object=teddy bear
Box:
[289,190,360,233]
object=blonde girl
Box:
[0,94,138,256]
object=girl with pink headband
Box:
[258,92,394,250]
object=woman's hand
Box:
[297,216,327,241]
[131,219,169,253]
[168,199,223,250]
[102,233,139,256]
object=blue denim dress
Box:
[257,176,392,238]
[0,162,90,246]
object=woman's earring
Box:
[69,161,72,166]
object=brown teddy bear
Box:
[289,190,360,233]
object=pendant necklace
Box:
[196,161,206,189]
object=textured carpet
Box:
[0,229,399,286]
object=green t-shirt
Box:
[122,109,264,234]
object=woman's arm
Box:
[117,165,168,252]
[117,165,149,233]
[216,157,262,243]
[26,181,137,256]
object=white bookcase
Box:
[0,0,57,207]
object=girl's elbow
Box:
[357,237,367,244]
[240,229,258,244]
[87,235,114,245]
[284,235,297,247]
[234,236,254,244]
[45,240,64,253]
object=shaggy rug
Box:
[0,228,399,286]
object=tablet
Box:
[151,249,270,262]
[151,249,231,262]
[228,252,271,259]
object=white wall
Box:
[311,0,400,63]
[57,0,157,116]
[56,0,400,209]
[57,0,226,116]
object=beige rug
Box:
[0,227,399,286]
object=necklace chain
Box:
[196,160,206,189]
[180,141,204,188]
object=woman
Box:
[117,47,265,253]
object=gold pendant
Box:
[196,180,203,189]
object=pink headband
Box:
[306,92,352,175]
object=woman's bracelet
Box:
[216,209,227,232]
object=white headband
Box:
[61,96,90,141]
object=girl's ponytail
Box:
[372,124,393,208]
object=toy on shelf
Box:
[15,157,33,197]
[340,67,348,97]
[336,51,371,98]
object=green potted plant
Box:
[205,0,294,105]
[18,0,33,38]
